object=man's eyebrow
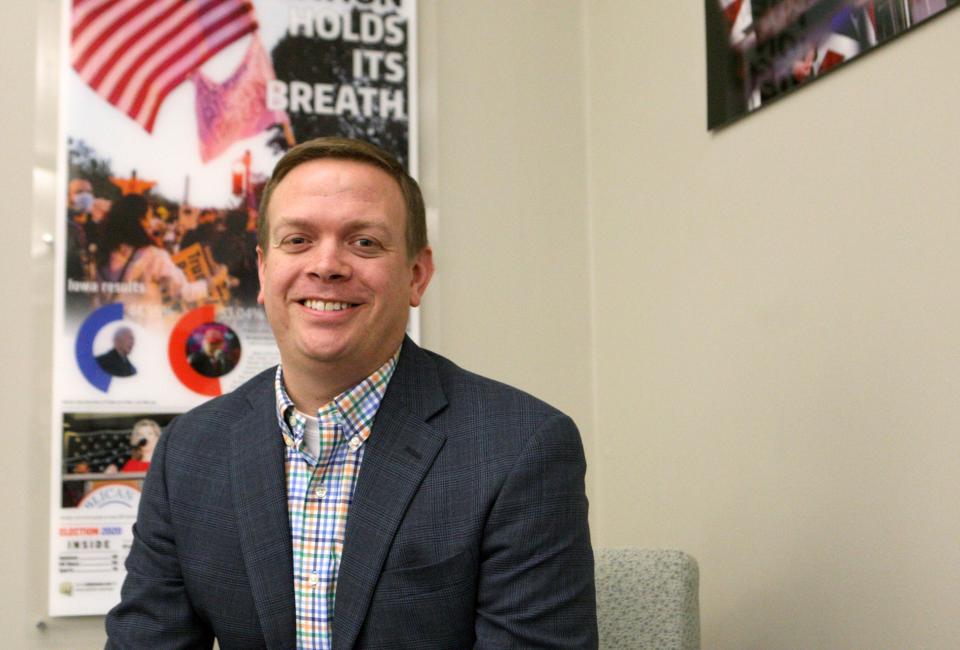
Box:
[342,219,392,234]
[272,216,392,229]
[270,216,316,232]
[271,217,396,241]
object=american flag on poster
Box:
[193,38,288,163]
[70,0,259,133]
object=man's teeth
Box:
[304,299,352,311]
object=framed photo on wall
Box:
[706,0,960,129]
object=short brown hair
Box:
[258,137,427,259]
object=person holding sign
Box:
[95,195,229,323]
[105,138,597,649]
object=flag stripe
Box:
[71,0,257,133]
[110,0,230,106]
[72,0,155,72]
[85,1,180,90]
[71,0,120,45]
[127,4,255,114]
[128,8,256,129]
[86,1,214,102]
[139,22,259,132]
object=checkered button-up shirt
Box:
[274,352,398,650]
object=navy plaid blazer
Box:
[105,337,597,649]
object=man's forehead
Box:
[270,162,404,229]
[276,158,401,199]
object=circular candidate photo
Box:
[184,322,241,378]
[95,324,138,378]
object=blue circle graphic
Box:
[75,303,125,393]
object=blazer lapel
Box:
[332,339,448,650]
[230,377,297,650]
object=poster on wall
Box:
[705,0,959,129]
[50,0,417,616]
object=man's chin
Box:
[287,336,363,366]
[286,338,396,374]
[295,346,350,366]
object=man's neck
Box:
[281,354,396,414]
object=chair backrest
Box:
[594,548,700,650]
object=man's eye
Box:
[352,237,382,251]
[276,235,311,251]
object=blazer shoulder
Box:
[163,366,275,443]
[421,348,569,427]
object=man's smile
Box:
[300,299,360,312]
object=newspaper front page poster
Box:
[50,0,417,616]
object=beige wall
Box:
[584,2,960,648]
[419,0,593,442]
[4,0,959,647]
[3,0,108,646]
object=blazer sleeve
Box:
[473,412,599,649]
[104,421,214,649]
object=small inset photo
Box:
[184,322,241,378]
[95,325,137,377]
[61,412,178,509]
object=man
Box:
[95,327,137,377]
[188,328,231,377]
[105,138,597,649]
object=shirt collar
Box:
[274,350,400,447]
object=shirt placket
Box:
[305,407,341,646]
[277,354,396,650]
[285,418,314,647]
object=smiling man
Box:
[105,138,597,649]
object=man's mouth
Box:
[301,299,357,312]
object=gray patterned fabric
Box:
[595,548,700,650]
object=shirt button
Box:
[308,573,320,587]
[348,437,361,452]
[314,484,327,498]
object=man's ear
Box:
[256,246,266,305]
[408,246,434,308]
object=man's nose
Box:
[306,239,352,281]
